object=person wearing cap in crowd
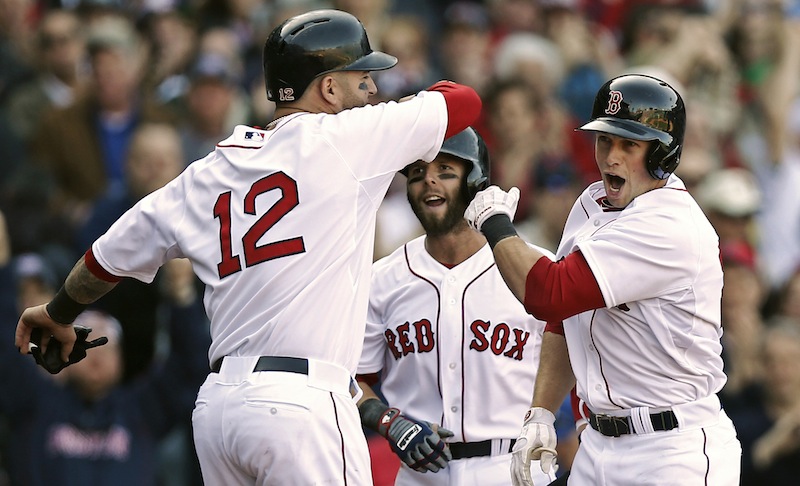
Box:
[0,205,210,486]
[178,50,251,164]
[695,167,762,253]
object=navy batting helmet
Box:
[263,9,398,102]
[578,74,686,180]
[401,127,490,199]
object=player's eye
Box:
[407,167,425,183]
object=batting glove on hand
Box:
[464,186,520,233]
[30,325,108,374]
[510,407,558,486]
[380,408,454,473]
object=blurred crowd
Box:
[2,0,800,484]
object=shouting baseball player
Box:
[356,128,558,485]
[464,74,742,485]
[15,9,482,486]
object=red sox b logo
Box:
[384,319,530,361]
[606,90,623,115]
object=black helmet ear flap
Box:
[648,143,682,180]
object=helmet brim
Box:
[343,51,398,72]
[577,118,672,146]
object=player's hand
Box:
[464,186,520,233]
[15,304,78,362]
[30,325,109,374]
[381,410,453,473]
[510,407,558,486]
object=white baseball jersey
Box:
[557,174,727,412]
[359,236,556,485]
[90,92,447,373]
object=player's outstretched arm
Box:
[357,381,453,473]
[464,186,549,302]
[15,254,118,362]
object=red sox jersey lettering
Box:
[359,237,554,442]
[383,319,531,360]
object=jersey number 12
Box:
[213,172,306,278]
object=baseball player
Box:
[464,74,742,485]
[356,128,557,485]
[15,9,482,486]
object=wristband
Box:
[45,286,87,325]
[358,398,391,432]
[481,213,519,249]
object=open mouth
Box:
[424,195,446,207]
[606,174,625,193]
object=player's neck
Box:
[425,225,486,267]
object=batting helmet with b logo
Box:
[578,74,686,180]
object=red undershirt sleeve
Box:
[544,321,564,335]
[355,373,380,387]
[524,250,605,322]
[426,81,482,138]
[84,248,123,283]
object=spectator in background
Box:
[673,144,720,197]
[73,122,191,384]
[718,241,768,401]
[695,167,762,254]
[1,8,87,142]
[438,1,494,97]
[139,9,198,107]
[30,13,175,228]
[0,204,209,486]
[0,284,210,486]
[0,0,36,103]
[178,51,250,163]
[373,14,440,100]
[483,77,581,221]
[728,319,800,486]
[516,158,582,253]
[485,0,544,44]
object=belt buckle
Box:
[594,413,630,437]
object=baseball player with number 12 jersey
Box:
[15,9,482,486]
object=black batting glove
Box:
[360,398,454,473]
[29,325,108,374]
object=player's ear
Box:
[318,75,338,104]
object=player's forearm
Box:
[531,332,575,414]
[63,256,118,304]
[492,236,548,304]
[355,380,381,408]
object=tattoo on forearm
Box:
[64,257,117,304]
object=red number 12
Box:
[213,172,306,278]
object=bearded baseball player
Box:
[356,128,558,485]
[15,9,482,486]
[464,74,742,485]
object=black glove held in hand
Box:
[29,325,108,374]
[379,407,454,472]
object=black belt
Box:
[588,410,678,437]
[210,356,309,375]
[449,439,516,460]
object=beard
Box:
[408,191,469,237]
